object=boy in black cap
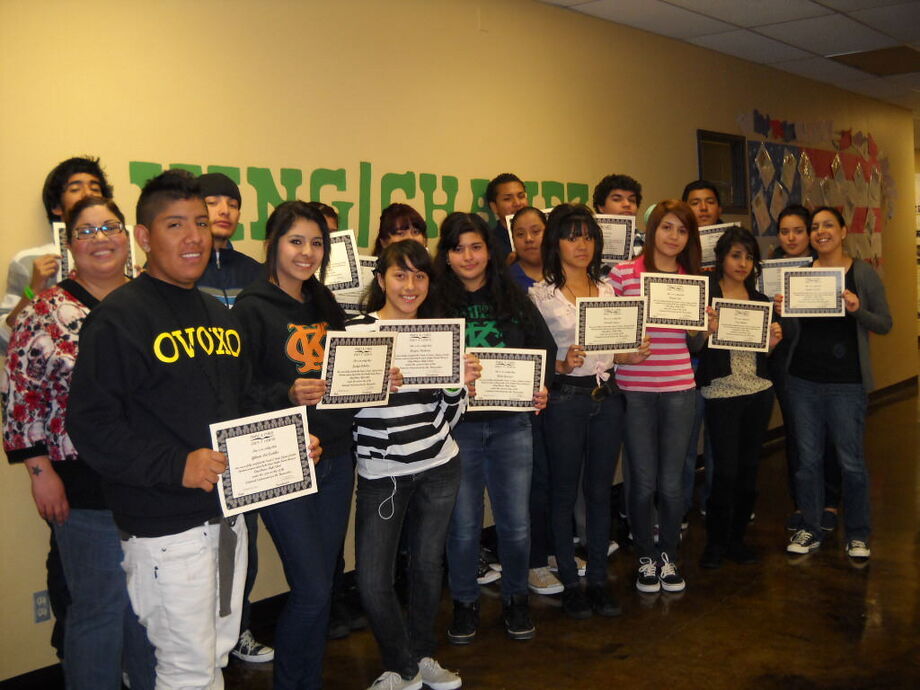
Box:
[197,173,263,308]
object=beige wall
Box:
[1,0,917,680]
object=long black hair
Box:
[264,200,345,329]
[713,225,762,294]
[541,204,605,289]
[363,240,436,318]
[434,212,533,327]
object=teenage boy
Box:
[197,173,263,308]
[0,156,112,354]
[486,173,528,264]
[67,170,321,688]
[195,173,273,665]
[682,180,723,228]
[593,173,644,256]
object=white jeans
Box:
[122,518,247,690]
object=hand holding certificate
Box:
[641,273,708,330]
[466,348,545,412]
[781,266,845,317]
[708,299,772,352]
[575,297,645,353]
[210,407,317,517]
[376,318,466,388]
[317,331,397,408]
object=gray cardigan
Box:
[782,258,892,391]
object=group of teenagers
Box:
[1,156,890,690]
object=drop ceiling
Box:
[541,0,920,145]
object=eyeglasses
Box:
[72,223,125,240]
[390,225,425,239]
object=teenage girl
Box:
[695,226,782,568]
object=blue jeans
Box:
[357,458,460,677]
[543,383,624,587]
[787,376,870,542]
[53,509,155,690]
[682,388,714,514]
[261,453,355,690]
[623,388,696,560]
[447,413,533,601]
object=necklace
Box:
[564,281,596,303]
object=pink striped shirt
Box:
[609,256,696,393]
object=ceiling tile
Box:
[845,78,913,98]
[815,0,908,10]
[572,0,735,39]
[690,29,813,63]
[758,13,899,54]
[886,71,920,88]
[773,55,880,83]
[539,0,589,6]
[851,3,920,43]
[666,0,832,27]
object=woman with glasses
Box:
[530,204,642,618]
[3,196,153,690]
[372,203,428,255]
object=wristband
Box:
[23,286,36,301]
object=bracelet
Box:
[23,286,36,301]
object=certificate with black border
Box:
[708,298,772,353]
[323,229,362,292]
[334,256,377,314]
[52,221,137,283]
[641,273,708,330]
[699,222,740,269]
[210,406,316,517]
[595,214,636,264]
[781,267,845,317]
[757,257,812,298]
[466,347,545,413]
[317,331,396,409]
[575,297,645,353]
[377,318,466,388]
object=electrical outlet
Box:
[33,591,50,623]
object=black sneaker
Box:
[447,600,478,645]
[699,544,723,570]
[585,584,621,617]
[787,529,820,554]
[635,557,660,593]
[561,585,592,620]
[658,553,686,593]
[502,594,535,640]
[327,595,350,640]
[476,550,501,585]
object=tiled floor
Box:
[226,389,920,689]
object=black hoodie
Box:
[233,278,356,457]
[66,273,249,537]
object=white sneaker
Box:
[231,629,274,663]
[787,529,821,554]
[418,657,462,690]
[547,555,587,577]
[607,540,619,557]
[846,540,871,559]
[528,566,564,595]
[368,671,422,690]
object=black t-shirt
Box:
[789,266,860,384]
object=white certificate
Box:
[757,256,812,297]
[641,273,709,330]
[323,229,362,291]
[317,331,396,409]
[708,298,772,353]
[595,214,636,264]
[781,267,845,317]
[466,348,545,413]
[505,208,554,249]
[376,318,465,388]
[210,406,316,517]
[52,221,137,283]
[699,223,739,269]
[576,297,645,353]
[334,255,376,314]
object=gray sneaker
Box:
[418,657,461,690]
[368,671,422,690]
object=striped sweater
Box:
[346,313,466,479]
[608,256,696,393]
